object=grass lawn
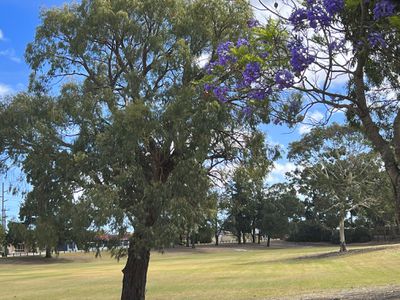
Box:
[1,242,400,299]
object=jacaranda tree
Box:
[206,0,400,225]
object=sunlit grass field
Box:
[1,243,400,299]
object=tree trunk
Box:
[237,233,241,244]
[353,58,400,223]
[339,214,347,252]
[252,228,256,243]
[267,236,270,247]
[215,233,219,246]
[242,233,246,244]
[257,233,261,244]
[185,234,190,247]
[121,243,151,300]
[45,246,52,258]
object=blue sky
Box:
[0,1,344,221]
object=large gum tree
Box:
[17,0,263,299]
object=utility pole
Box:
[1,183,6,230]
[1,182,7,257]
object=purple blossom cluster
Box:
[216,41,236,66]
[212,86,229,103]
[242,62,261,86]
[275,69,294,89]
[328,39,345,52]
[236,38,250,47]
[307,5,331,28]
[289,0,344,29]
[247,18,260,28]
[373,0,396,20]
[368,32,387,48]
[248,89,270,101]
[288,41,315,73]
[323,0,344,16]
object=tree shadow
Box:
[0,255,74,265]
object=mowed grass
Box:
[1,243,400,299]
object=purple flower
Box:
[368,32,387,48]
[289,8,308,28]
[248,89,268,100]
[205,61,217,74]
[288,40,315,73]
[328,39,345,51]
[275,69,294,89]
[247,18,260,28]
[236,38,250,47]
[216,41,236,66]
[242,62,261,86]
[213,86,229,103]
[307,5,331,28]
[204,83,213,92]
[323,0,344,15]
[373,0,396,20]
[259,51,269,59]
[242,106,254,117]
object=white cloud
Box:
[0,83,13,97]
[0,49,21,63]
[0,29,4,41]
[298,110,324,135]
[266,161,297,184]
[195,52,211,69]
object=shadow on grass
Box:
[293,246,388,261]
[0,256,74,265]
[234,245,393,266]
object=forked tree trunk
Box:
[45,246,52,258]
[339,214,347,252]
[121,242,151,300]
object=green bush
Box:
[331,226,372,244]
[287,221,332,242]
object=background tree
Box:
[225,131,274,244]
[0,225,6,256]
[289,124,391,251]
[259,183,303,247]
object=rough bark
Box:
[339,214,347,252]
[121,242,151,300]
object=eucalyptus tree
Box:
[206,0,400,223]
[7,0,258,299]
[258,183,303,246]
[226,131,274,244]
[289,124,390,251]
